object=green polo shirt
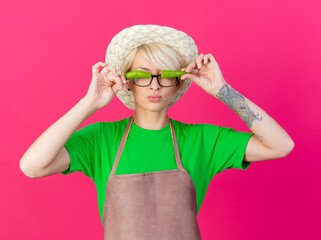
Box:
[61,116,254,225]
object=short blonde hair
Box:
[119,42,185,89]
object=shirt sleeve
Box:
[61,122,101,179]
[200,124,254,178]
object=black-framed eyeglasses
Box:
[126,71,178,87]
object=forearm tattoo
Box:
[215,84,262,128]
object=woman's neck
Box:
[132,113,170,130]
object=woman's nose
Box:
[150,76,161,89]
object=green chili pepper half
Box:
[125,71,151,79]
[125,70,193,80]
[161,70,193,78]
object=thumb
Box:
[181,73,200,83]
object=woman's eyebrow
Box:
[133,67,162,74]
[134,67,151,71]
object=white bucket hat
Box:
[105,24,199,110]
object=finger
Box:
[185,62,198,73]
[184,66,199,75]
[185,54,205,72]
[101,66,111,75]
[112,82,123,93]
[105,72,122,89]
[120,75,129,88]
[101,65,118,77]
[106,66,118,76]
[204,53,214,64]
[181,66,191,71]
[92,62,107,75]
[113,74,124,90]
[181,73,200,83]
[207,53,216,64]
[117,74,128,90]
[203,54,209,65]
[196,54,205,69]
[120,74,127,85]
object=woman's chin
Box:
[143,102,168,111]
[135,99,170,111]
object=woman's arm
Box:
[20,61,128,178]
[213,83,295,162]
[20,97,96,178]
[181,53,294,163]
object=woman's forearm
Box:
[213,83,294,154]
[20,97,96,175]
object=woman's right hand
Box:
[83,62,129,112]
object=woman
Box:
[20,25,294,239]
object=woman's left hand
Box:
[181,53,228,96]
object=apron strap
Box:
[110,116,183,176]
[169,118,183,169]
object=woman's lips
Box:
[147,96,162,102]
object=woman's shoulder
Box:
[170,118,222,136]
[98,116,131,133]
[170,117,214,128]
[171,118,201,135]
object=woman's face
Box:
[128,52,179,112]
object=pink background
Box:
[1,0,320,239]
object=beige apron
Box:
[102,116,202,239]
